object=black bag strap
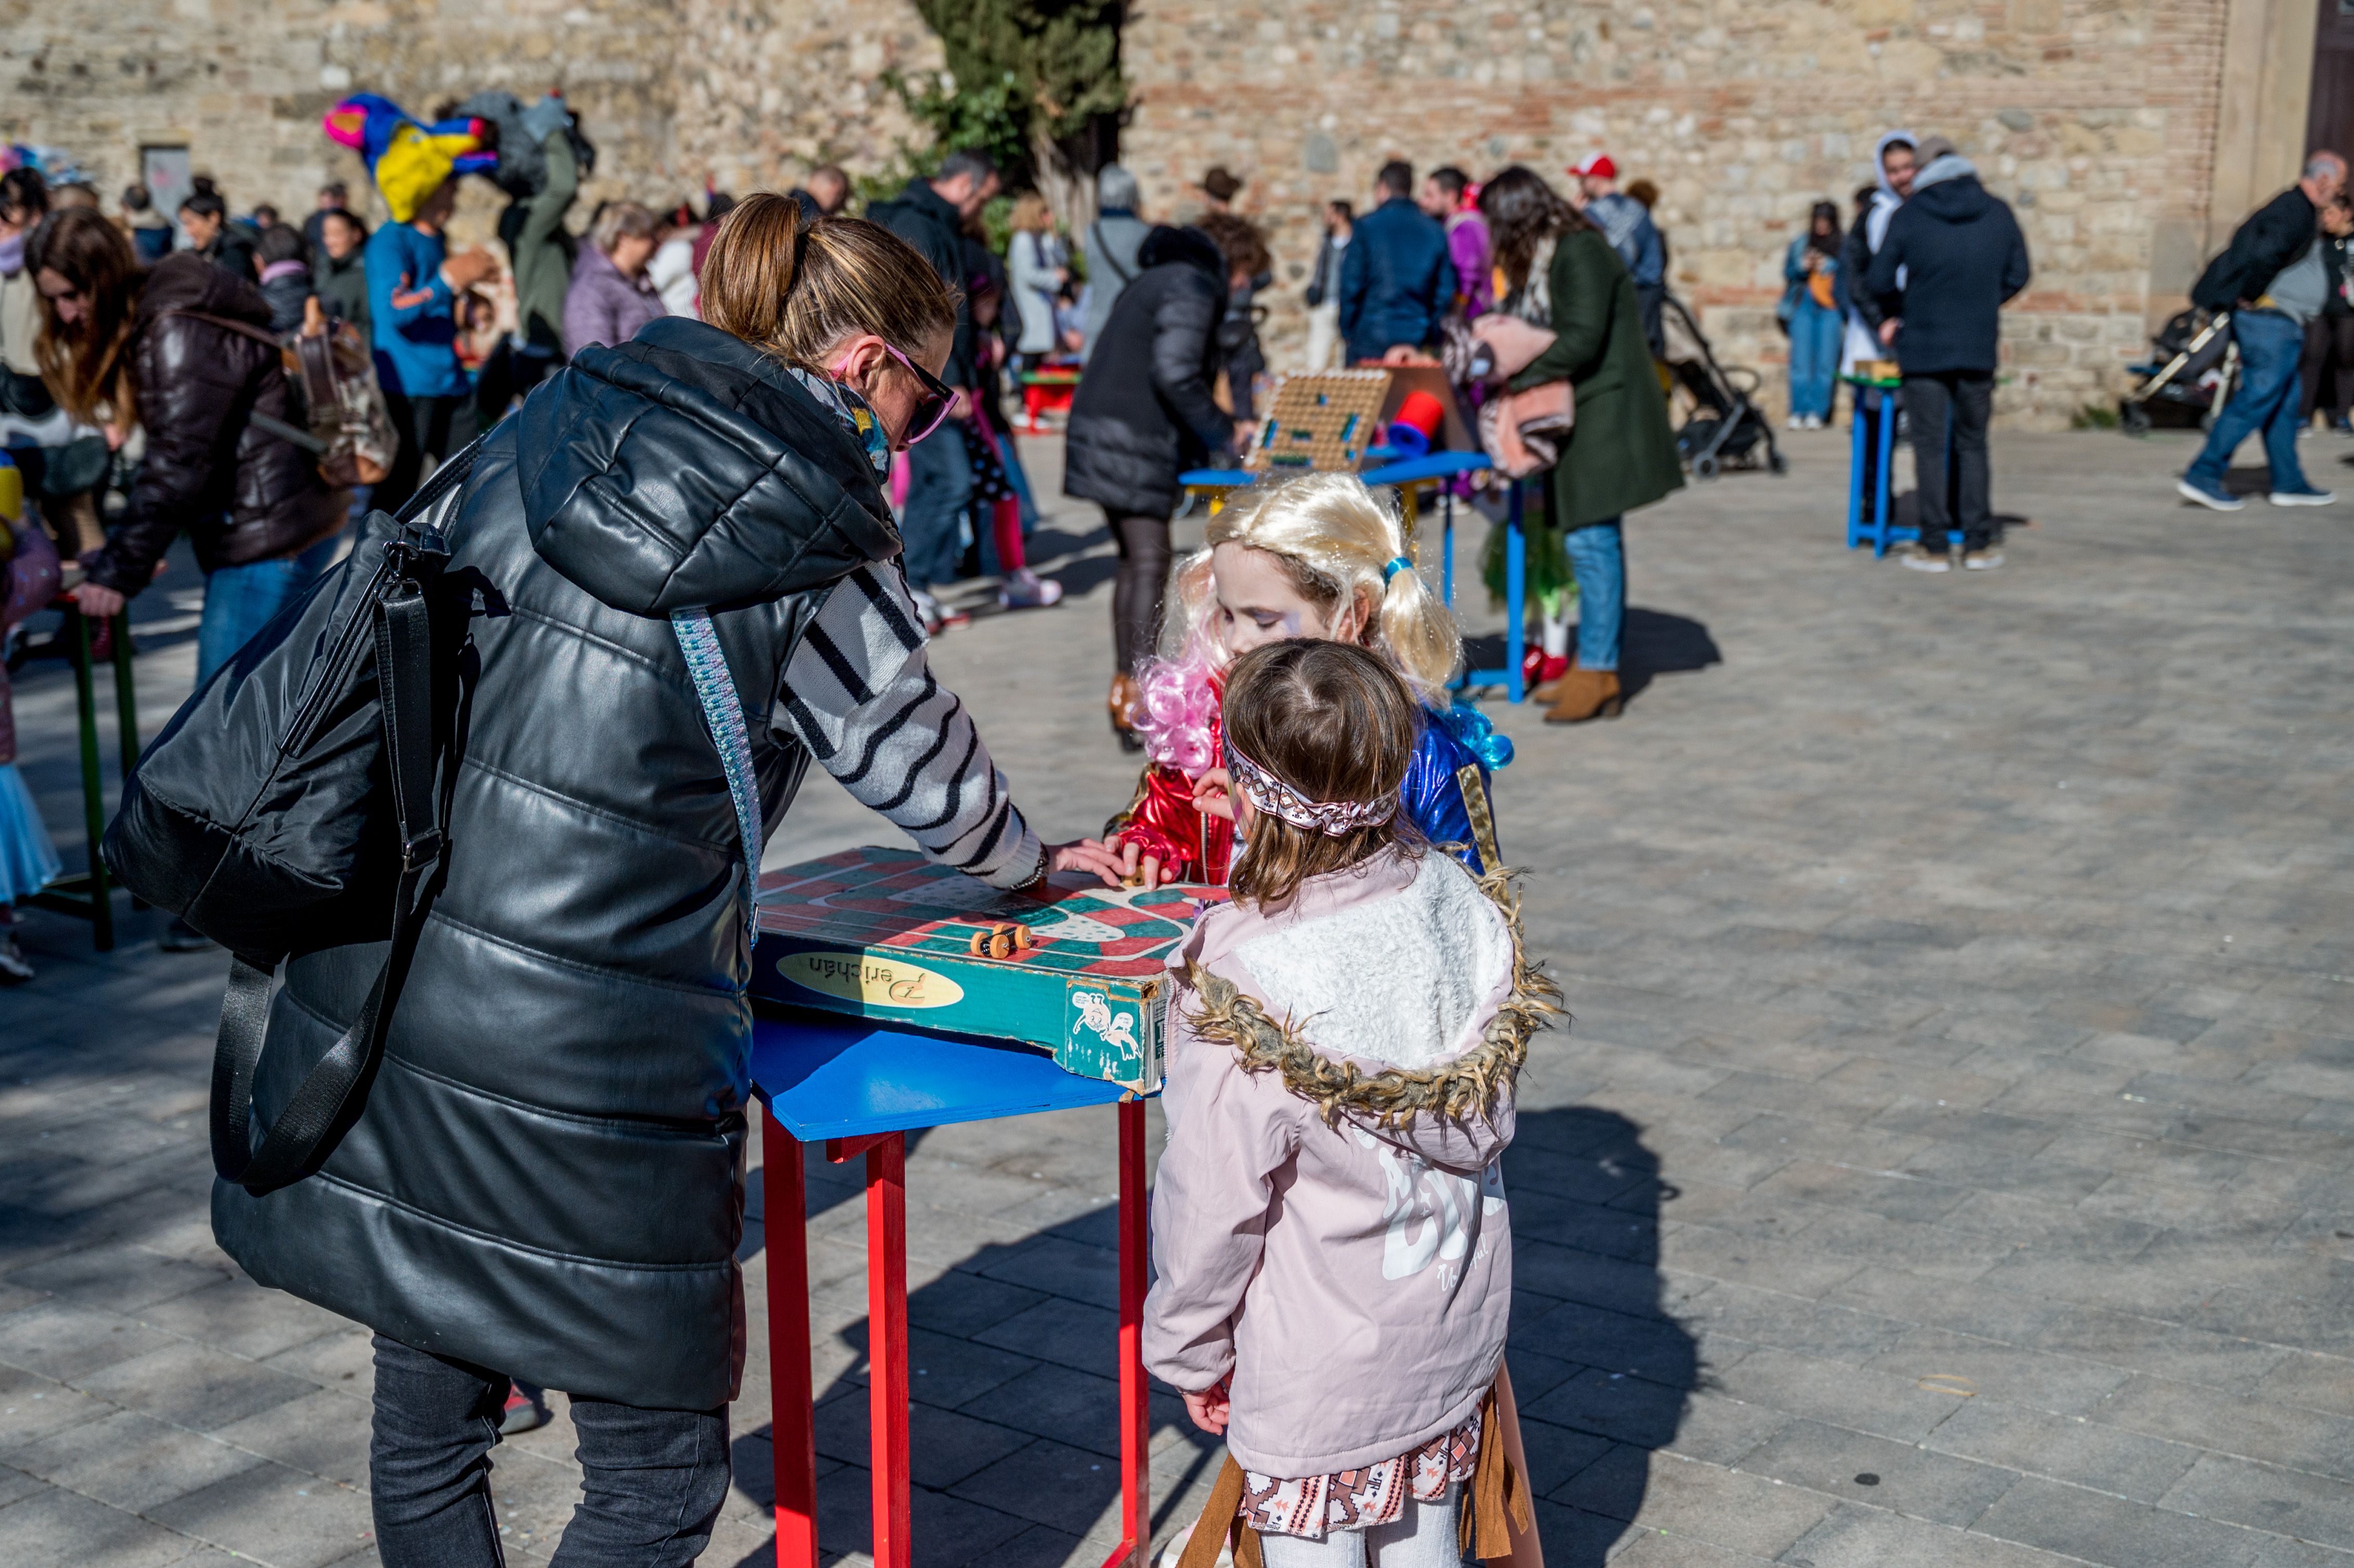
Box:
[208,440,483,1195]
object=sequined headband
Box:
[1224,740,1399,837]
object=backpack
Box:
[103,447,484,1195]
[166,308,398,489]
[103,437,772,1198]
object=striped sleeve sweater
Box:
[774,564,1045,889]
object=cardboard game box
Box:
[751,847,1225,1093]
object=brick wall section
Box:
[5,0,2240,427]
[0,0,684,251]
[672,0,941,195]
[1119,0,2237,427]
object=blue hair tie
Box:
[1382,556,1413,584]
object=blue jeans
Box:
[196,529,346,687]
[1566,517,1625,673]
[2188,310,2310,493]
[1787,299,1841,420]
[900,422,974,591]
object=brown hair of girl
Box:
[698,192,959,371]
[27,207,141,427]
[1223,639,1425,909]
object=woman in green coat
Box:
[1480,165,1682,722]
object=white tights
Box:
[1252,1485,1462,1568]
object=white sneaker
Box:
[1962,548,2005,570]
[1785,414,1803,431]
[999,568,1064,609]
[909,587,945,634]
[2270,487,2337,506]
[1900,543,1952,573]
[0,936,31,985]
[1804,414,1824,430]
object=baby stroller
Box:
[2120,308,2237,434]
[1660,294,1786,478]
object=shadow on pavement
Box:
[1466,610,1721,710]
[733,1105,1695,1567]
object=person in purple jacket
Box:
[561,201,667,358]
[1146,639,1558,1567]
[1421,165,1492,319]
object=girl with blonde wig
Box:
[1108,471,1512,886]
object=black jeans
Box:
[1902,370,1994,553]
[1108,510,1172,675]
[375,391,485,518]
[370,1335,729,1567]
[2301,312,2354,423]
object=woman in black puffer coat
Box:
[34,212,348,686]
[204,194,1122,1565]
[1063,225,1233,743]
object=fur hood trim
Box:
[1179,864,1563,1125]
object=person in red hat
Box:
[1572,152,1666,356]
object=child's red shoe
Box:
[1520,648,1569,692]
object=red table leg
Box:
[1101,1095,1151,1568]
[868,1133,912,1568]
[763,1107,820,1568]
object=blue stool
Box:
[1843,376,1963,558]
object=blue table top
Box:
[751,1009,1131,1142]
[1179,451,1493,492]
[1359,451,1493,486]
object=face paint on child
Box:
[1209,542,1367,660]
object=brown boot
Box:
[1542,668,1623,724]
[1108,673,1144,752]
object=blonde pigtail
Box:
[1375,558,1464,700]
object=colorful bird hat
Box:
[322,94,493,223]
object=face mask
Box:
[0,236,24,276]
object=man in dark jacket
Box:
[871,149,1000,625]
[1866,137,2031,570]
[2178,151,2349,511]
[1063,226,1234,736]
[1338,160,1456,364]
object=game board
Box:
[1245,369,1394,473]
[751,847,1226,1093]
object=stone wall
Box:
[0,0,686,250]
[3,0,2275,427]
[672,0,941,198]
[1116,0,2244,427]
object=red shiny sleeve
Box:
[1109,763,1210,881]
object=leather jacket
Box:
[84,254,346,593]
[212,318,904,1410]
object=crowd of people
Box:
[2,93,2251,1568]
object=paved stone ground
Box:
[4,425,2353,1568]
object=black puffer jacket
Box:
[85,254,347,595]
[1063,226,1233,520]
[212,317,903,1410]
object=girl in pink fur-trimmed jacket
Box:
[1145,640,1558,1567]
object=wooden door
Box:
[2310,0,2354,159]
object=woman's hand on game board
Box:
[1190,767,1236,824]
[1182,1379,1232,1435]
[1046,839,1130,888]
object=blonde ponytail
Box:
[699,192,959,369]
[1185,471,1464,700]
